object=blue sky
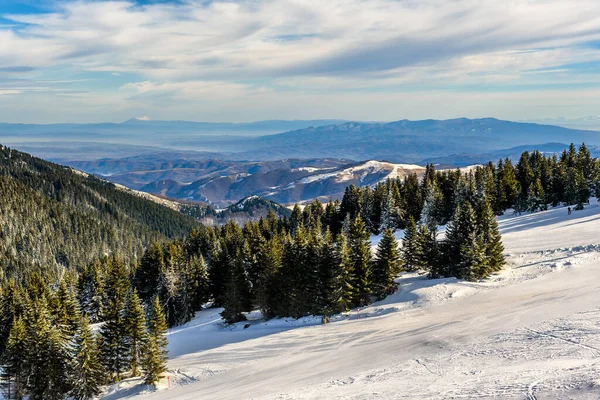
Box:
[0,0,599,123]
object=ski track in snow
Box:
[103,199,600,399]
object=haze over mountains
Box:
[3,116,600,207]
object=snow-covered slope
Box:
[106,200,600,400]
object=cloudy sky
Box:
[1,0,599,123]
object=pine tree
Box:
[99,257,130,381]
[326,233,354,314]
[575,169,590,210]
[348,215,373,307]
[255,237,282,319]
[401,216,420,272]
[142,297,168,387]
[477,198,505,275]
[372,229,402,299]
[415,224,436,272]
[123,289,148,377]
[1,317,27,400]
[71,316,105,400]
[186,255,210,312]
[220,247,252,324]
[25,297,72,400]
[55,279,80,336]
[444,203,485,281]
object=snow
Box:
[291,167,336,173]
[298,161,425,185]
[104,199,600,399]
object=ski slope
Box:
[106,200,600,400]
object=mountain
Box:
[139,160,434,206]
[0,119,347,160]
[236,118,600,162]
[194,196,292,226]
[525,116,600,131]
[0,144,199,272]
[65,156,351,189]
[419,142,600,167]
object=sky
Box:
[0,0,600,123]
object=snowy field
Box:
[106,200,600,399]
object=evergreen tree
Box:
[55,279,80,336]
[415,224,437,272]
[575,169,590,210]
[220,242,252,324]
[348,215,373,307]
[25,298,72,400]
[401,217,420,272]
[326,233,354,314]
[477,198,505,275]
[444,203,485,281]
[99,257,130,381]
[71,315,105,400]
[1,317,27,400]
[142,297,168,387]
[123,289,147,377]
[372,229,402,299]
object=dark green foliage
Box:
[372,229,402,299]
[326,233,354,314]
[142,297,169,387]
[99,258,130,380]
[348,215,373,307]
[401,217,420,272]
[124,290,148,377]
[71,316,105,400]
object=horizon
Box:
[1,115,600,126]
[1,0,600,123]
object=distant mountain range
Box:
[234,118,600,162]
[525,116,600,132]
[3,117,599,164]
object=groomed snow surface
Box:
[106,199,600,399]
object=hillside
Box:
[0,145,198,274]
[107,199,600,400]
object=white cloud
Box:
[1,0,600,122]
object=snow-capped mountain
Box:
[137,160,467,207]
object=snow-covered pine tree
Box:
[71,315,105,400]
[142,297,168,387]
[123,289,148,377]
[0,317,27,400]
[372,229,402,299]
[25,297,72,400]
[55,279,80,337]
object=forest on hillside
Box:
[0,143,598,399]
